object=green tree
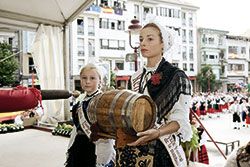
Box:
[0,42,19,87]
[110,70,116,88]
[197,65,216,92]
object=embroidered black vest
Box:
[145,58,192,123]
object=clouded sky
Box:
[189,0,250,36]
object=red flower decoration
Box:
[150,73,162,85]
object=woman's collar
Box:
[144,57,164,72]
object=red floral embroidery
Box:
[151,73,162,85]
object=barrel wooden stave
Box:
[87,90,156,138]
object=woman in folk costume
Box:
[115,21,192,167]
[65,63,115,167]
[189,116,209,164]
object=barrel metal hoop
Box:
[121,92,138,135]
[125,93,143,134]
[109,90,126,131]
[137,95,157,129]
[87,93,103,124]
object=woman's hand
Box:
[127,128,160,146]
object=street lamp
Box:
[128,16,142,71]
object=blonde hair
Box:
[80,63,102,80]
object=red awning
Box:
[116,76,130,81]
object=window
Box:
[100,39,108,49]
[77,38,84,56]
[100,18,109,29]
[78,59,85,72]
[88,39,95,57]
[28,57,36,74]
[134,5,140,20]
[228,64,233,71]
[115,60,124,70]
[77,19,84,35]
[218,37,223,45]
[202,34,207,44]
[117,20,125,30]
[228,46,237,54]
[118,40,125,50]
[110,20,116,30]
[100,0,108,6]
[235,64,244,71]
[182,29,186,43]
[189,46,193,61]
[241,47,246,54]
[174,9,180,18]
[182,46,187,60]
[109,40,118,49]
[100,39,125,50]
[88,18,95,36]
[202,52,206,62]
[190,63,194,71]
[182,12,186,26]
[164,8,168,17]
[189,30,193,43]
[169,9,173,17]
[143,7,153,20]
[209,55,215,59]
[188,13,193,27]
[183,63,187,71]
[208,37,214,44]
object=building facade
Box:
[225,35,250,92]
[70,0,199,91]
[197,28,250,92]
[198,28,229,91]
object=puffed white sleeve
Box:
[166,94,192,142]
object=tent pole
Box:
[63,25,71,121]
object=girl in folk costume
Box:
[65,63,115,167]
[213,95,222,117]
[191,100,199,117]
[229,99,242,130]
[190,117,209,165]
[199,100,206,119]
[240,98,248,128]
[206,97,213,115]
[115,22,192,167]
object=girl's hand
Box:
[127,128,160,146]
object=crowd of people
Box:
[191,92,250,129]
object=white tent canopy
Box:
[0,0,94,123]
[0,0,93,31]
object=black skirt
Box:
[233,113,241,122]
[65,134,96,167]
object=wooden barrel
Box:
[87,90,156,137]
